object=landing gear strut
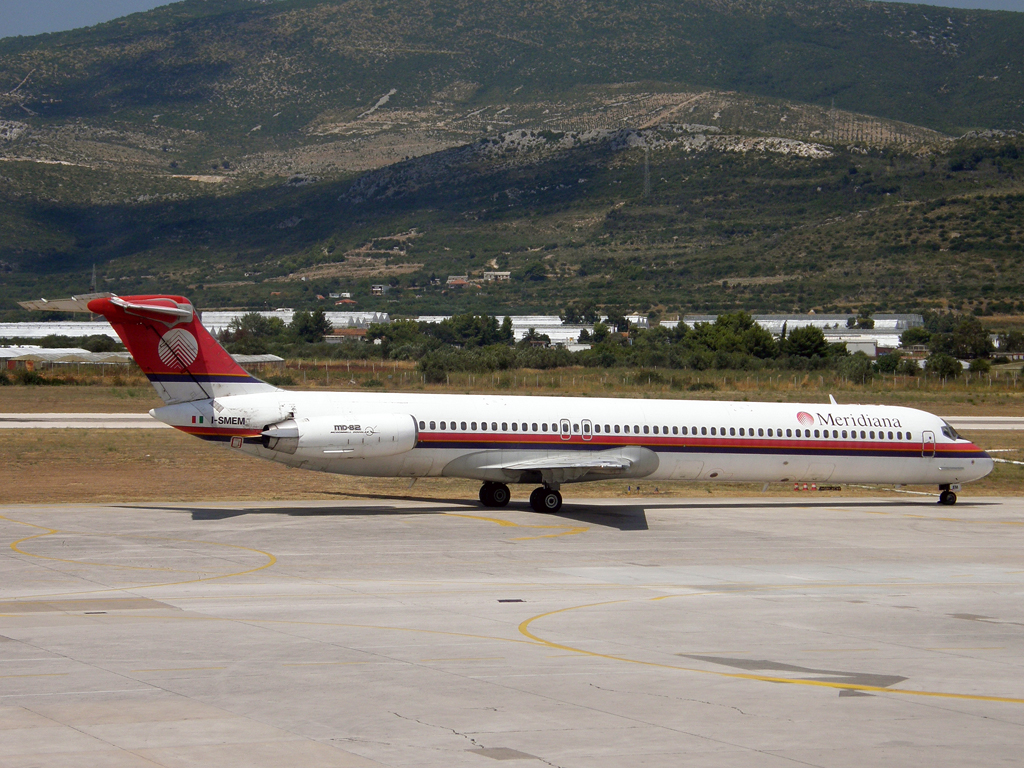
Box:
[479,482,511,508]
[529,487,562,513]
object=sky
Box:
[0,0,1022,39]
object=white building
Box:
[201,310,390,335]
[0,322,119,341]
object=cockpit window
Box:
[940,421,961,441]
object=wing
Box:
[496,454,633,473]
[449,447,656,486]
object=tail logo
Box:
[157,328,199,369]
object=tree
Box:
[499,315,514,344]
[928,316,993,359]
[780,326,829,358]
[291,309,332,343]
[926,353,963,378]
[969,358,992,373]
[592,322,610,343]
[999,331,1024,353]
[874,351,903,373]
[839,352,874,384]
[896,358,920,376]
[900,327,931,348]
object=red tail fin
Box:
[88,295,277,404]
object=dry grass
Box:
[2,428,1018,506]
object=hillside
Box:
[1,0,1023,318]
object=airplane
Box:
[21,293,993,508]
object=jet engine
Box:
[260,413,418,459]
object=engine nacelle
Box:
[261,413,418,460]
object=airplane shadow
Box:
[117,494,991,529]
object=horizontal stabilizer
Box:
[19,293,114,313]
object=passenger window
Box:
[682,426,688,435]
[532,423,538,432]
[813,429,819,438]
[906,432,912,440]
[584,423,591,433]
[573,424,580,433]
[711,427,717,436]
[502,422,508,431]
[419,421,425,429]
[730,428,735,436]
[896,431,902,440]
[471,422,477,430]
[461,422,467,430]
[663,426,669,434]
[869,431,875,439]
[652,426,659,435]
[643,425,650,434]
[739,428,744,436]
[767,429,773,437]
[492,422,498,431]
[842,430,847,438]
[481,422,487,431]
[701,427,707,436]
[887,431,893,440]
[786,429,792,437]
[440,422,447,430]
[604,424,610,432]
[757,428,763,436]
[614,425,620,433]
[673,426,679,435]
[512,423,518,431]
[634,425,640,434]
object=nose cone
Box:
[971,445,995,481]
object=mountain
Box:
[1,0,1022,318]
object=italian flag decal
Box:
[191,416,204,424]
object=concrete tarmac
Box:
[1,496,1022,767]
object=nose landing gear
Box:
[529,487,562,513]
[479,482,511,508]
[938,484,958,505]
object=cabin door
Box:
[560,419,571,441]
[581,419,593,441]
[922,430,936,458]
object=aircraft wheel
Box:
[479,483,497,507]
[938,490,957,506]
[529,487,545,513]
[537,489,562,513]
[490,483,511,508]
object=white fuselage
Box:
[154,391,993,488]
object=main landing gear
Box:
[938,487,957,506]
[529,487,562,513]
[479,482,511,508]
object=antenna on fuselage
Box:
[829,394,838,405]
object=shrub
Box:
[968,358,992,374]
[15,369,46,385]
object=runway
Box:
[1,413,1022,430]
[1,496,1022,767]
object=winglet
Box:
[829,394,838,405]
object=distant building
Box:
[446,275,469,284]
[370,285,390,296]
[483,271,511,282]
[625,314,650,330]
[201,310,389,334]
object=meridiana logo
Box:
[796,411,815,427]
[157,328,199,369]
